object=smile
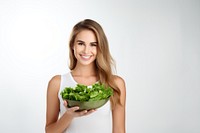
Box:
[80,55,92,60]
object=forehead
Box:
[75,29,97,42]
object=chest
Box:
[73,76,99,86]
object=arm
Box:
[112,76,126,133]
[45,75,74,133]
[45,75,95,133]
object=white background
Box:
[0,0,200,133]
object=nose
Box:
[84,45,90,54]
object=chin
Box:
[79,59,96,66]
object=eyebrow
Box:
[76,40,84,43]
[76,40,98,44]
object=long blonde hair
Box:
[68,19,121,109]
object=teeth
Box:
[82,55,91,59]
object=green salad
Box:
[60,83,113,101]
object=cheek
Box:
[73,45,79,54]
[93,47,97,55]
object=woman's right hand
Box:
[63,100,96,118]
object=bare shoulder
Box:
[111,75,126,92]
[47,75,61,93]
[49,75,61,84]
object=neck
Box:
[72,63,97,77]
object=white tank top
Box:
[58,72,112,133]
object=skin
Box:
[45,29,126,133]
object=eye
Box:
[90,43,97,47]
[78,42,84,45]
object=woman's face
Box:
[73,29,98,66]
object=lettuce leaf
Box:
[60,83,113,101]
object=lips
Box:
[80,54,92,60]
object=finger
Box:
[68,106,79,112]
[84,109,96,116]
[63,100,68,107]
[77,109,95,116]
[76,110,88,116]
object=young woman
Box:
[45,19,126,133]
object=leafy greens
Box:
[60,83,113,101]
